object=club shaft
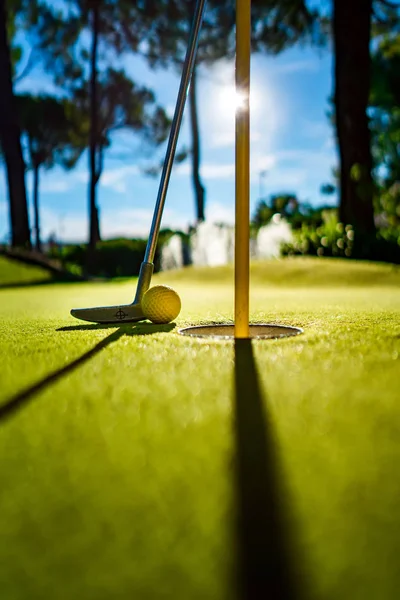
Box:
[235,0,251,339]
[144,0,207,264]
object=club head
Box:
[70,302,146,324]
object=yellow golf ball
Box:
[142,285,181,324]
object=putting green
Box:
[0,257,399,599]
[0,254,52,287]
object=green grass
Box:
[0,255,53,287]
[0,257,399,599]
[157,256,400,287]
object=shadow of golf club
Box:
[57,322,176,334]
[234,339,305,600]
[0,323,175,424]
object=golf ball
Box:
[142,285,181,324]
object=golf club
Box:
[71,0,207,324]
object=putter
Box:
[71,0,207,324]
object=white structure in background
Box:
[250,237,258,259]
[160,234,185,271]
[160,215,293,270]
[255,214,293,259]
[190,221,234,267]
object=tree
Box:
[88,1,101,252]
[370,33,400,183]
[136,0,235,223]
[252,194,300,228]
[16,94,84,251]
[32,1,126,262]
[251,0,321,50]
[138,0,319,223]
[0,0,31,247]
[252,200,274,229]
[321,183,336,197]
[72,67,170,231]
[252,0,397,244]
[333,0,375,235]
[370,33,400,225]
[84,1,141,253]
[330,0,399,238]
[188,56,206,223]
[33,1,168,271]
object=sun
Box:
[218,86,257,117]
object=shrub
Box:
[282,211,400,264]
[48,230,188,278]
[282,211,355,258]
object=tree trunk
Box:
[93,204,100,242]
[189,62,206,223]
[0,0,30,248]
[333,0,375,235]
[87,3,101,272]
[33,164,41,252]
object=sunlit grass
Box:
[0,255,52,286]
[0,257,399,599]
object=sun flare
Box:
[218,86,257,116]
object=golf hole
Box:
[178,324,303,340]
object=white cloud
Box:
[59,155,160,194]
[262,167,308,188]
[202,164,235,179]
[252,154,277,173]
[175,162,235,179]
[23,171,76,197]
[100,165,140,193]
[250,131,262,143]
[211,130,262,149]
[162,208,192,232]
[98,207,152,238]
[14,75,60,96]
[174,154,276,181]
[39,206,138,242]
[249,149,336,190]
[37,204,192,242]
[171,149,326,188]
[74,170,88,184]
[206,201,235,225]
[211,131,235,149]
[173,153,277,181]
[166,104,176,118]
[39,208,88,242]
[73,164,141,194]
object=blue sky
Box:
[0,40,337,243]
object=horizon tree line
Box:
[0,0,399,269]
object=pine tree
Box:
[17,94,84,251]
[33,1,168,271]
[332,0,399,238]
[135,0,318,223]
[0,0,31,247]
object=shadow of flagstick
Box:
[0,328,125,424]
[234,339,305,600]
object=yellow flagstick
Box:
[235,0,251,338]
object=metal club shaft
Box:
[143,0,207,265]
